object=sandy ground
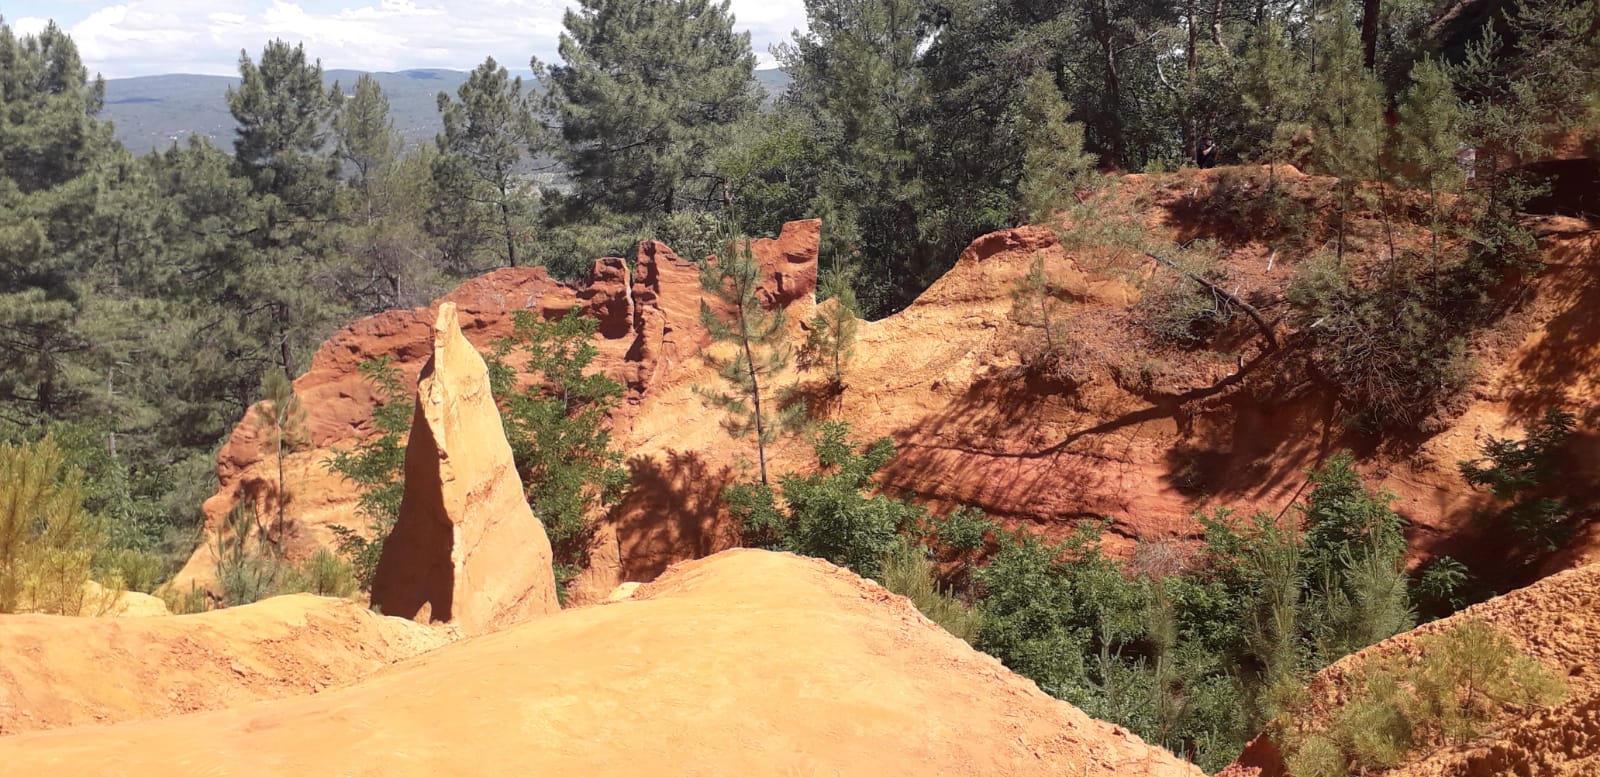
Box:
[0,594,448,735]
[0,550,1200,777]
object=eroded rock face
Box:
[368,302,560,635]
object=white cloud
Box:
[12,16,54,39]
[42,0,806,78]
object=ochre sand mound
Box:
[1221,560,1600,777]
[0,550,1200,776]
[0,594,447,735]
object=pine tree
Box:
[1237,18,1312,186]
[1014,69,1096,220]
[226,39,341,211]
[1392,57,1463,260]
[539,0,759,216]
[696,240,792,485]
[253,370,308,549]
[799,267,860,386]
[335,73,398,200]
[1009,253,1075,372]
[778,0,933,314]
[0,22,118,432]
[1310,4,1386,259]
[224,41,349,378]
[432,57,546,269]
[0,436,108,614]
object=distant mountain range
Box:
[101,68,792,155]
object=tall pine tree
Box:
[540,0,759,217]
[432,57,546,270]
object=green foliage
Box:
[1459,408,1577,551]
[226,39,341,205]
[1287,250,1472,431]
[880,542,982,643]
[798,266,860,385]
[727,421,922,581]
[1416,556,1471,614]
[299,547,357,599]
[1284,621,1565,776]
[488,308,628,590]
[327,357,410,591]
[213,501,355,606]
[933,506,996,557]
[0,436,110,614]
[1013,69,1096,219]
[431,58,546,270]
[1135,254,1237,349]
[696,240,794,485]
[539,0,759,217]
[1236,19,1312,175]
[1008,254,1076,374]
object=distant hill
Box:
[101,68,792,155]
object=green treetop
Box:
[540,0,760,216]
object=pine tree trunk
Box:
[500,185,517,268]
[1361,0,1381,70]
[739,301,770,487]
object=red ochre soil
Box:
[0,550,1201,777]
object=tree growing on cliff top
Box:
[798,266,860,386]
[696,241,794,486]
[252,370,308,549]
[1014,69,1095,220]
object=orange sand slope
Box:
[0,550,1200,777]
[0,594,447,735]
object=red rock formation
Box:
[178,186,1600,602]
[173,221,822,597]
[369,303,560,634]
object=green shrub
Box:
[1284,620,1565,776]
[1459,408,1577,551]
[880,542,982,643]
[488,308,629,601]
[328,356,410,591]
[933,506,996,556]
[0,437,110,614]
[1135,271,1236,349]
[94,548,168,593]
[727,422,923,581]
[298,547,357,598]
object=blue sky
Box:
[5,0,805,78]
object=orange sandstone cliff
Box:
[175,172,1600,602]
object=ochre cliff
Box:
[175,171,1600,602]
